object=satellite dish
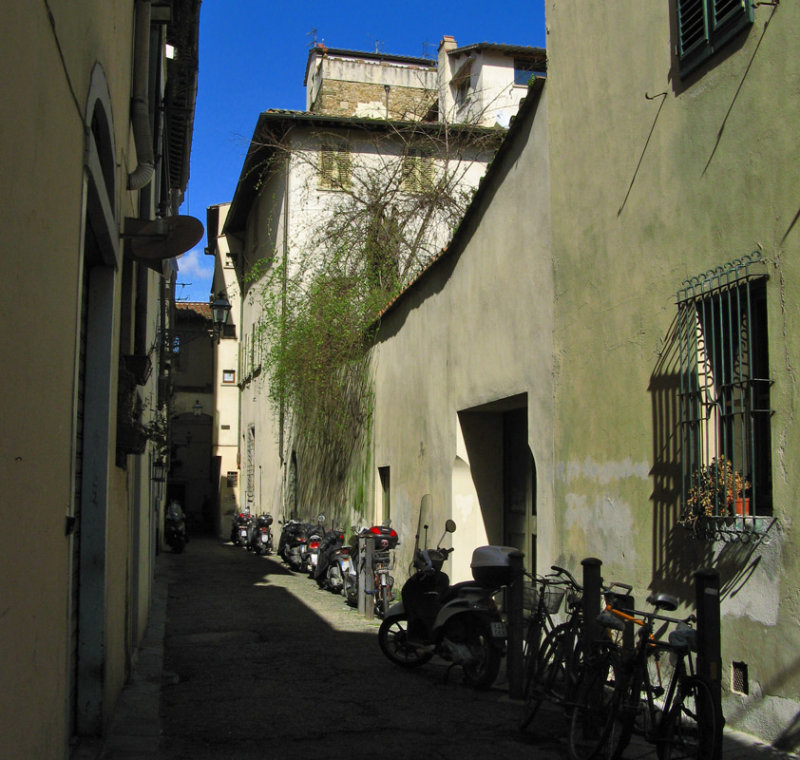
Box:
[124,215,204,261]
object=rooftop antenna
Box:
[422,41,436,59]
[307,28,318,48]
[370,36,384,53]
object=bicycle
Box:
[565,582,635,760]
[571,591,718,760]
[520,565,583,730]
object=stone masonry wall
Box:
[312,79,436,121]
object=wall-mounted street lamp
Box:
[210,292,231,343]
[192,399,203,417]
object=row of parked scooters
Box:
[228,511,399,618]
[230,511,275,555]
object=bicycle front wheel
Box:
[658,676,716,760]
[568,646,621,760]
[521,621,570,729]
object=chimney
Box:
[437,36,458,123]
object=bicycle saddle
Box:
[646,592,678,611]
[668,626,697,652]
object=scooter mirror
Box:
[445,519,456,533]
[318,514,326,524]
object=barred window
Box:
[318,142,351,190]
[677,252,772,526]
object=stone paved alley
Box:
[100,537,797,760]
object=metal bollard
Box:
[694,568,723,760]
[581,557,603,650]
[359,533,375,619]
[506,550,525,699]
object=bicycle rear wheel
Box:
[568,646,621,760]
[657,676,716,760]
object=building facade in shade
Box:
[360,2,800,750]
[215,35,544,530]
[168,302,215,534]
[0,2,201,757]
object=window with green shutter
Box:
[318,142,352,190]
[401,148,434,194]
[676,0,753,79]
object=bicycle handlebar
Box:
[550,565,582,591]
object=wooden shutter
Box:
[677,0,752,78]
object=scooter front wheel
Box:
[461,617,501,689]
[378,615,433,668]
[343,574,358,606]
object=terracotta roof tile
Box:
[176,301,212,320]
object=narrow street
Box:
[157,536,562,759]
[103,537,794,760]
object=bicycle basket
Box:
[531,586,566,615]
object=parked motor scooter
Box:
[278,519,309,571]
[377,500,513,689]
[165,500,187,553]
[305,515,326,576]
[230,511,253,547]
[249,513,274,555]
[313,526,346,591]
[341,523,399,616]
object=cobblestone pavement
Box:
[101,537,798,760]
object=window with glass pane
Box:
[677,254,772,520]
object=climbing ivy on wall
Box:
[248,119,504,521]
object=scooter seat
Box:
[440,581,486,605]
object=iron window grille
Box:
[676,0,754,79]
[677,251,773,538]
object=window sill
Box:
[679,515,777,544]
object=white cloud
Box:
[176,248,214,302]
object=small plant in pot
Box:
[681,455,750,526]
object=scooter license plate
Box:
[341,560,351,572]
[490,622,507,638]
[239,529,247,537]
[311,555,318,566]
[260,535,268,543]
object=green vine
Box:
[248,122,503,517]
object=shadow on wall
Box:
[647,314,771,606]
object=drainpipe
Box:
[128,0,155,190]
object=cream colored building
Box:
[206,202,243,535]
[0,2,201,758]
[217,36,543,531]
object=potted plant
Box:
[681,455,750,526]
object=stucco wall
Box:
[0,2,166,757]
[545,0,800,743]
[237,125,494,526]
[370,86,552,582]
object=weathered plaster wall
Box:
[545,0,800,743]
[371,87,552,582]
[239,126,493,525]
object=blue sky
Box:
[176,0,546,303]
